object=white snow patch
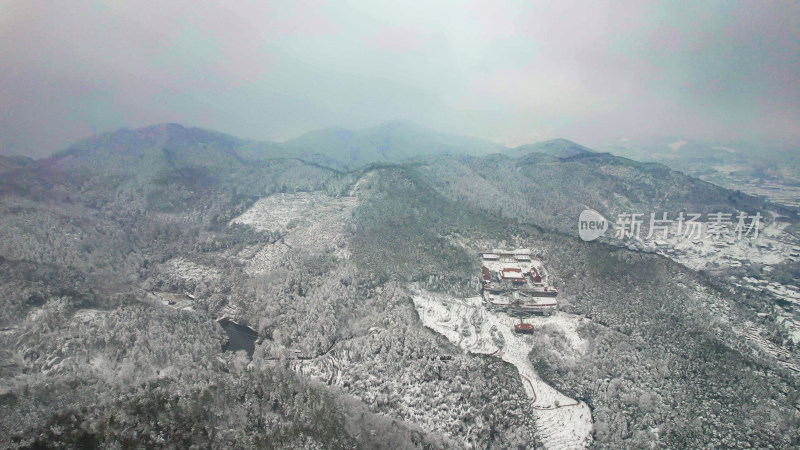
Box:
[147,292,196,311]
[161,257,219,283]
[73,308,107,322]
[412,290,593,449]
[230,192,358,268]
[231,192,356,235]
[639,220,800,347]
[668,140,687,151]
[237,242,292,276]
[640,220,793,271]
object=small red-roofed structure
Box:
[514,323,535,334]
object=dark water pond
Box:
[219,319,258,357]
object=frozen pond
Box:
[219,319,258,357]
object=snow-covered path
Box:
[413,290,593,449]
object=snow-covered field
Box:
[231,191,357,237]
[639,221,793,271]
[412,290,593,449]
[234,241,292,277]
[637,220,800,343]
[705,175,800,209]
[739,183,800,209]
[160,257,220,284]
[230,192,358,274]
[72,308,107,322]
[147,291,196,312]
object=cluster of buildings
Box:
[479,249,558,315]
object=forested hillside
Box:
[411,152,788,235]
[0,155,32,173]
[0,124,798,448]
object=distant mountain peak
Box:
[283,120,506,169]
[532,138,595,152]
[512,138,595,158]
[139,122,188,132]
[369,119,431,132]
[44,123,245,181]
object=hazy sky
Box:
[2,0,799,157]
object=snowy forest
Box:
[0,124,799,448]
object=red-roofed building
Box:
[501,267,525,283]
[514,323,535,334]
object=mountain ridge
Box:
[0,155,33,173]
[512,138,595,158]
[281,119,507,169]
[27,122,615,171]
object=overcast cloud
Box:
[1,0,799,157]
